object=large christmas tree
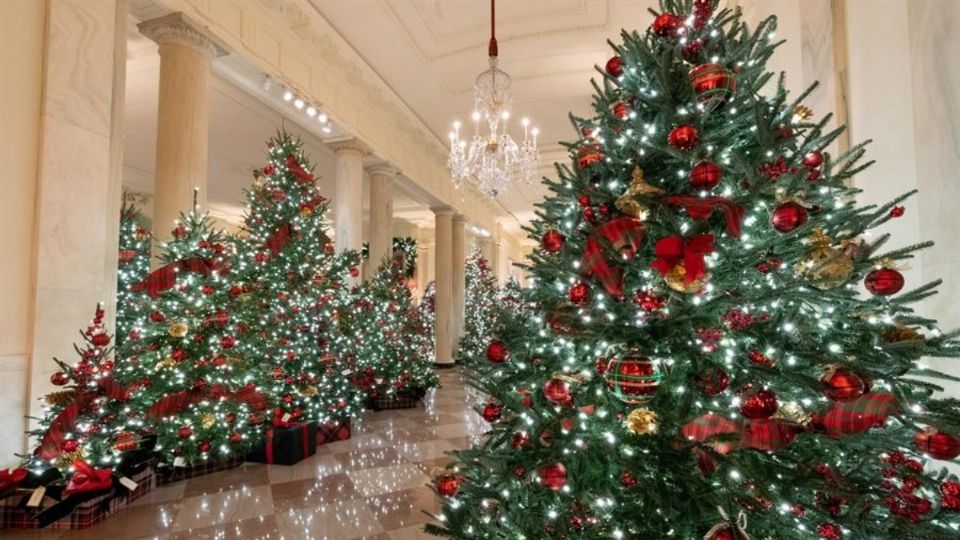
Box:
[456,250,501,364]
[419,280,437,365]
[429,1,960,538]
[114,201,152,353]
[234,132,363,427]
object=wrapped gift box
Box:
[316,418,352,445]
[246,423,318,466]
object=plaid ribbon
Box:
[819,392,900,438]
[146,385,266,422]
[580,217,646,298]
[650,234,714,285]
[264,223,292,257]
[37,376,131,460]
[662,195,745,237]
[284,155,314,184]
[680,413,800,453]
[132,257,226,298]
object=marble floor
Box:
[8,369,483,540]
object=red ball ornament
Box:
[229,432,242,443]
[707,526,741,540]
[178,426,192,439]
[697,368,730,396]
[541,230,565,253]
[821,368,866,401]
[651,12,682,37]
[50,371,70,386]
[771,201,808,233]
[915,429,960,460]
[569,282,591,306]
[435,474,462,498]
[221,335,236,349]
[150,311,166,323]
[816,523,843,540]
[612,101,629,120]
[482,402,503,422]
[543,378,572,406]
[689,64,736,107]
[605,56,623,77]
[604,355,661,403]
[668,125,700,151]
[802,150,824,169]
[486,340,509,363]
[740,389,778,420]
[890,205,905,218]
[538,463,567,491]
[62,439,80,453]
[198,441,211,453]
[91,333,110,347]
[689,161,723,191]
[349,267,360,278]
[865,267,904,296]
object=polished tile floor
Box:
[9,369,483,540]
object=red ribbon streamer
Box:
[0,468,27,491]
[132,257,226,298]
[662,195,745,237]
[580,217,646,298]
[264,223,292,257]
[63,461,113,496]
[818,392,900,438]
[38,392,92,461]
[680,413,800,453]
[650,234,714,285]
[146,385,267,422]
[285,155,315,184]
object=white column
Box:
[331,140,368,284]
[451,214,467,344]
[432,207,454,365]
[415,227,432,297]
[365,165,395,280]
[138,13,224,241]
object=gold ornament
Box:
[551,371,590,385]
[300,206,314,218]
[155,357,177,371]
[168,322,189,338]
[794,229,854,290]
[664,260,707,293]
[774,402,813,428]
[200,413,217,429]
[882,324,924,343]
[45,390,78,407]
[300,385,319,397]
[615,167,665,219]
[792,104,814,123]
[625,407,659,435]
[57,449,86,468]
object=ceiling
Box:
[308,0,657,226]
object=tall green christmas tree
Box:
[418,280,437,365]
[118,211,266,465]
[234,132,363,427]
[456,250,501,364]
[115,201,152,353]
[429,1,960,538]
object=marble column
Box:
[365,165,396,280]
[451,214,467,344]
[138,13,224,240]
[415,227,432,298]
[432,207,454,366]
[330,140,368,283]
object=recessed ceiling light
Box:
[293,98,305,109]
[282,88,293,102]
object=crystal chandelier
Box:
[448,0,539,198]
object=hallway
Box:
[9,370,481,540]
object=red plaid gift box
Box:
[157,455,243,485]
[316,418,352,445]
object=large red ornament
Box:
[821,368,866,401]
[538,463,567,491]
[689,161,723,191]
[543,378,572,406]
[651,13,682,37]
[569,282,591,306]
[740,389,778,420]
[62,439,80,453]
[865,267,904,296]
[605,56,623,78]
[668,125,700,151]
[436,474,462,498]
[697,368,729,396]
[178,426,193,439]
[816,523,843,540]
[771,201,808,232]
[689,64,736,107]
[803,150,824,169]
[541,230,565,253]
[486,340,509,363]
[612,101,629,120]
[50,371,70,386]
[605,355,661,403]
[915,429,960,460]
[482,403,503,422]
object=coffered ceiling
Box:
[309,0,657,227]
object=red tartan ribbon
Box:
[679,413,800,453]
[0,468,27,491]
[133,257,226,298]
[98,376,130,402]
[819,392,900,438]
[580,217,646,298]
[662,195,745,237]
[232,385,268,411]
[285,155,315,184]
[145,389,203,422]
[264,223,292,257]
[37,392,92,460]
[63,461,112,496]
[650,234,714,285]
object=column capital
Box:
[431,205,455,217]
[330,139,371,157]
[365,163,398,178]
[452,214,468,224]
[138,13,227,58]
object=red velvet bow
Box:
[662,195,745,237]
[580,217,646,298]
[650,234,714,285]
[0,468,27,491]
[63,461,112,496]
[133,257,227,298]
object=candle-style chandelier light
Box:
[448,0,539,198]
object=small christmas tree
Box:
[418,280,437,364]
[497,275,528,321]
[429,1,960,538]
[115,201,152,353]
[456,250,501,365]
[119,211,266,465]
[234,131,364,427]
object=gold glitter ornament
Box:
[200,413,216,429]
[300,385,319,397]
[156,357,177,371]
[664,260,707,293]
[792,104,814,123]
[774,402,813,428]
[57,450,86,468]
[615,167,665,219]
[625,407,659,435]
[168,322,189,338]
[794,229,854,290]
[300,206,314,218]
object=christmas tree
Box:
[429,1,960,538]
[343,255,438,405]
[418,280,437,365]
[498,275,529,323]
[118,211,266,465]
[115,201,152,353]
[234,131,363,428]
[456,250,501,364]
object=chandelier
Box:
[448,0,539,198]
